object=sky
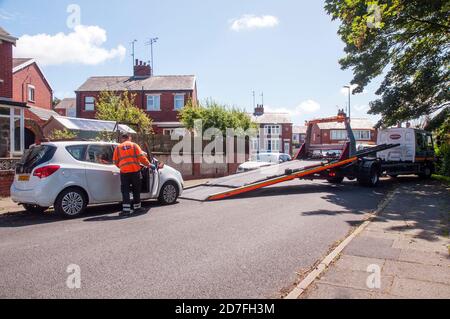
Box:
[0,0,383,125]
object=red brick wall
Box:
[13,63,52,109]
[0,171,14,197]
[0,41,13,99]
[281,123,293,154]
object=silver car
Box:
[11,141,184,218]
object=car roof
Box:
[39,141,118,147]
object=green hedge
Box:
[435,142,450,177]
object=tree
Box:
[178,99,256,134]
[95,90,153,136]
[48,128,77,141]
[325,0,450,127]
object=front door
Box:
[84,144,122,203]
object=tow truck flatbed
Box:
[181,143,399,202]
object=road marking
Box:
[284,188,397,299]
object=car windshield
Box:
[250,154,279,163]
[16,145,57,174]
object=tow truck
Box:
[181,111,436,201]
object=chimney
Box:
[254,104,264,116]
[134,59,152,78]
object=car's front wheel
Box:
[23,204,48,214]
[55,187,87,218]
[158,181,179,205]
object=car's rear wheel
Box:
[23,204,48,214]
[158,181,179,205]
[55,187,87,218]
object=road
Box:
[0,178,394,298]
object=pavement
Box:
[302,180,450,299]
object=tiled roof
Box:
[250,112,292,124]
[13,58,34,70]
[0,26,17,43]
[76,75,196,92]
[317,118,374,130]
[28,106,60,121]
[54,98,76,110]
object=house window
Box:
[331,130,347,140]
[163,129,174,136]
[331,130,371,141]
[147,95,161,111]
[0,105,24,157]
[264,125,281,136]
[174,94,185,110]
[264,138,281,152]
[28,85,35,102]
[85,97,95,111]
[250,138,259,151]
[354,130,371,140]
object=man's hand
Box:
[148,164,157,171]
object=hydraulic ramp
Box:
[180,144,399,202]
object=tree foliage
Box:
[95,91,153,135]
[178,99,256,134]
[48,128,77,141]
[325,0,450,127]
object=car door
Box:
[149,158,160,198]
[84,144,122,203]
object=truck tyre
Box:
[54,187,87,218]
[23,204,48,214]
[158,181,179,205]
[327,176,344,184]
[358,165,380,187]
[418,164,434,179]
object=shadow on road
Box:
[0,201,156,227]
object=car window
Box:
[86,145,114,165]
[66,145,87,161]
[16,145,57,174]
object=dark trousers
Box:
[120,171,141,212]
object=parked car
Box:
[236,152,292,173]
[11,141,184,217]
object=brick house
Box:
[75,59,197,134]
[310,118,377,146]
[249,105,293,155]
[292,125,307,153]
[12,58,57,147]
[54,98,76,117]
[0,27,27,196]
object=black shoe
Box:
[119,211,132,217]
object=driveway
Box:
[0,178,396,298]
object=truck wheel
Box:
[327,177,344,184]
[419,164,433,179]
[158,181,179,205]
[55,187,87,218]
[23,204,48,214]
[358,166,380,187]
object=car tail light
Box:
[33,165,60,179]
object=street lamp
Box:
[343,85,353,122]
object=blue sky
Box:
[0,0,382,124]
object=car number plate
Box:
[18,175,30,182]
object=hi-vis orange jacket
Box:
[113,141,151,173]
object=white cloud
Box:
[230,14,279,31]
[297,99,321,113]
[0,9,16,20]
[14,25,126,66]
[264,99,321,124]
